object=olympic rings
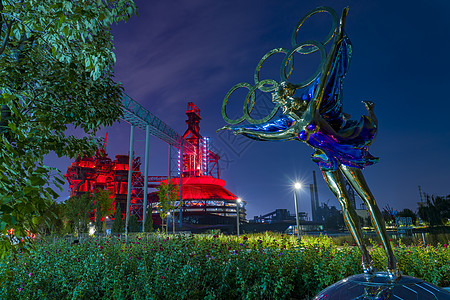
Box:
[243,79,280,125]
[254,48,292,92]
[222,82,253,125]
[222,6,339,126]
[222,80,279,125]
[291,6,339,54]
[280,40,326,88]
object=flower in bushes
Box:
[1,233,449,299]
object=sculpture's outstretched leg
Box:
[322,169,374,275]
[340,165,400,280]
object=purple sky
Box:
[46,0,450,220]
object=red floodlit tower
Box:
[180,102,219,178]
[150,102,245,231]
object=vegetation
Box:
[398,208,417,225]
[156,181,180,234]
[0,0,137,256]
[94,189,115,234]
[0,234,448,299]
[418,195,450,226]
[95,200,102,234]
[111,205,123,234]
[39,200,65,235]
[143,206,153,233]
[64,193,94,235]
[128,214,139,232]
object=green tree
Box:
[64,193,94,235]
[95,200,102,234]
[111,204,123,234]
[418,194,450,226]
[156,181,180,235]
[143,205,153,233]
[93,189,114,233]
[128,214,139,233]
[382,205,397,226]
[0,0,137,255]
[39,199,65,235]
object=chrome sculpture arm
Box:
[217,122,299,141]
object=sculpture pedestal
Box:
[314,273,450,299]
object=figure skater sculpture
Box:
[219,7,400,280]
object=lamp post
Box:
[167,212,171,235]
[236,198,241,237]
[294,182,302,239]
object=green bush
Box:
[0,234,448,299]
[128,215,139,233]
[111,206,123,234]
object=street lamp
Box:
[294,182,302,239]
[236,198,241,237]
[167,212,171,235]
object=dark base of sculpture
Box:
[314,273,450,300]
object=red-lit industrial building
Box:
[65,103,245,230]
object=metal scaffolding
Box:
[119,93,193,233]
[120,93,195,153]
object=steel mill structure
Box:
[149,103,245,231]
[65,135,146,220]
[65,102,245,231]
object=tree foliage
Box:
[64,193,94,235]
[95,189,114,219]
[156,181,180,234]
[39,199,65,235]
[95,200,102,234]
[128,214,139,232]
[418,195,450,226]
[143,205,153,233]
[111,204,123,234]
[0,0,136,254]
[398,208,417,225]
[382,204,397,226]
[92,188,114,234]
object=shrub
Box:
[128,215,139,233]
[111,206,123,234]
[0,234,448,299]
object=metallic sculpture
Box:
[219,7,401,280]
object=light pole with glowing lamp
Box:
[294,182,302,238]
[236,198,241,237]
[167,211,171,235]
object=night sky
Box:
[46,0,450,220]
